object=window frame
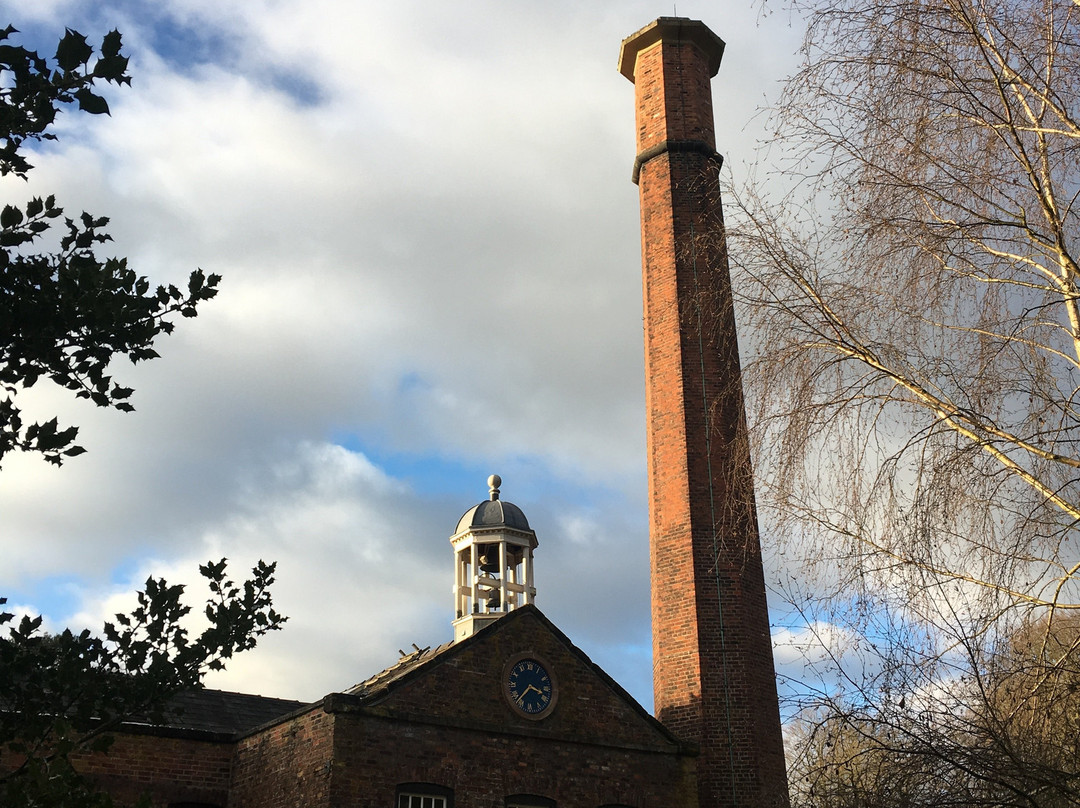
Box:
[396,782,454,808]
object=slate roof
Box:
[343,640,455,698]
[123,688,308,739]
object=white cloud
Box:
[773,620,861,671]
[39,440,650,703]
[0,0,804,712]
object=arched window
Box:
[506,795,556,808]
[396,783,453,808]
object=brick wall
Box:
[229,705,335,808]
[329,712,695,808]
[73,731,233,807]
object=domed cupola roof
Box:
[454,474,532,535]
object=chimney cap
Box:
[618,17,726,83]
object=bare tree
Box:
[719,0,1080,803]
[786,615,1080,808]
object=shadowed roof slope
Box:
[125,689,308,738]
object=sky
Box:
[0,0,808,711]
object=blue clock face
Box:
[506,658,554,716]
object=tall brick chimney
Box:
[619,18,789,808]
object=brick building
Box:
[58,480,698,808]
[9,17,789,808]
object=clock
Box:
[503,654,557,718]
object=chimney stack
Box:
[619,18,789,808]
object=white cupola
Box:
[450,475,537,642]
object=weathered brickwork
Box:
[619,17,790,808]
[230,705,336,807]
[330,712,694,808]
[75,732,233,807]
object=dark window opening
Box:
[506,795,556,808]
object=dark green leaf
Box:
[74,88,109,115]
[1,204,24,228]
[101,29,123,59]
[55,29,92,71]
